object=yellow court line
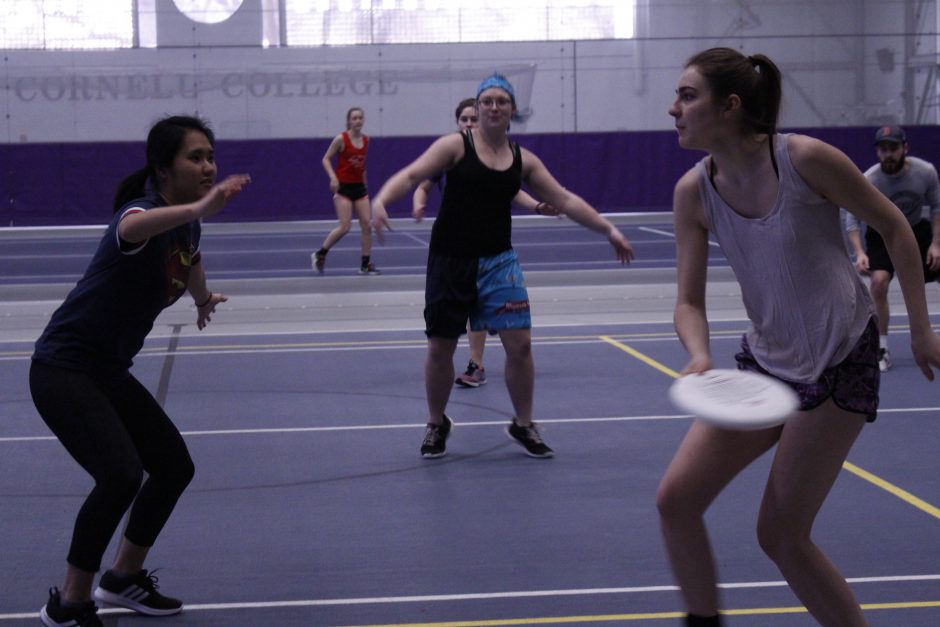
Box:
[598,336,940,522]
[337,600,940,626]
[598,336,681,379]
[842,461,940,520]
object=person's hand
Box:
[196,292,228,330]
[854,251,870,275]
[911,329,940,381]
[607,227,635,264]
[680,354,713,376]
[926,242,940,272]
[329,178,340,195]
[199,174,251,219]
[412,204,426,222]
[371,199,393,244]
[535,202,562,217]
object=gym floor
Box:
[1,216,938,626]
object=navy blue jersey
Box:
[33,197,202,381]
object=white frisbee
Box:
[669,368,799,431]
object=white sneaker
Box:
[878,348,891,372]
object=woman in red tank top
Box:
[312,107,380,275]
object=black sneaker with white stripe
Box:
[40,587,103,627]
[93,569,182,616]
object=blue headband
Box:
[476,73,515,103]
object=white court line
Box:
[639,225,721,248]
[1,574,938,620]
[3,409,939,444]
[399,230,430,247]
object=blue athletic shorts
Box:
[424,249,531,339]
[734,317,880,422]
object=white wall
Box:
[0,0,934,143]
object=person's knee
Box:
[426,337,458,363]
[656,476,701,521]
[756,511,808,562]
[501,332,532,358]
[869,273,891,299]
[173,453,196,491]
[98,460,144,505]
[160,449,195,493]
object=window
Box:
[286,0,635,46]
[2,0,133,49]
[0,0,635,50]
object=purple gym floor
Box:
[1,217,938,626]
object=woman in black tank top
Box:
[370,73,634,460]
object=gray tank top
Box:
[697,134,873,383]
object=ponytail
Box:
[745,54,782,136]
[112,167,150,213]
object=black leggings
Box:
[29,361,194,573]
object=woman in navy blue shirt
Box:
[32,115,249,627]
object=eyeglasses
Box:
[478,97,512,109]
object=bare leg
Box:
[497,329,533,425]
[351,197,372,257]
[60,565,96,603]
[468,329,487,367]
[111,537,150,575]
[319,195,354,252]
[425,336,458,425]
[656,421,781,615]
[757,400,868,626]
[868,270,891,337]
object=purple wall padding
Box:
[3,126,940,226]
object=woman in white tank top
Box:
[657,48,940,627]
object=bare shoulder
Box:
[785,133,865,199]
[519,146,544,175]
[674,167,701,205]
[786,133,849,171]
[673,166,707,229]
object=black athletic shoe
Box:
[312,251,326,274]
[358,261,381,275]
[40,587,103,627]
[93,569,182,616]
[420,414,453,458]
[506,419,554,458]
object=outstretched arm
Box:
[372,134,463,240]
[118,174,251,244]
[520,148,633,262]
[513,189,560,216]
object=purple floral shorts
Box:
[735,318,880,422]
